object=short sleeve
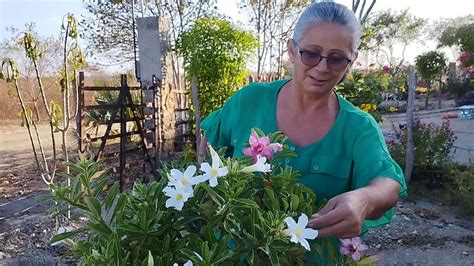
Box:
[200,90,241,155]
[351,115,408,229]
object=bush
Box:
[44,137,317,264]
[446,164,474,216]
[387,119,456,176]
[337,69,391,122]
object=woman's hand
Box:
[307,177,400,238]
[307,189,370,238]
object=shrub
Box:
[47,131,378,265]
[337,69,391,122]
[387,119,456,173]
[447,164,474,216]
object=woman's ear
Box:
[288,39,296,63]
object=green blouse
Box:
[201,79,407,230]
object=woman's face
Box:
[289,22,356,97]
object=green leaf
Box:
[49,228,86,244]
[88,221,112,235]
[85,197,102,217]
[111,193,127,222]
[93,178,108,197]
[104,183,119,210]
[264,187,280,210]
[290,194,299,211]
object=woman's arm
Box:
[307,177,400,238]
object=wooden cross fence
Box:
[77,72,158,191]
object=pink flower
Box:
[383,66,391,73]
[339,237,369,261]
[384,136,394,144]
[458,52,470,63]
[242,129,283,162]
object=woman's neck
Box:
[284,80,337,115]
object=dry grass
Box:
[0,74,123,121]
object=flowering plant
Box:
[47,129,376,265]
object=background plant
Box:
[175,17,258,119]
[387,120,456,185]
[415,50,447,109]
[337,68,391,122]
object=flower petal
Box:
[302,228,318,240]
[217,167,228,176]
[284,217,297,229]
[200,162,211,173]
[249,130,259,145]
[298,237,311,251]
[352,251,361,261]
[165,198,177,209]
[162,186,175,197]
[260,136,270,146]
[174,201,184,211]
[170,169,183,180]
[261,148,273,159]
[340,238,351,247]
[297,213,309,227]
[269,143,283,152]
[352,236,362,246]
[242,147,253,156]
[184,165,197,177]
[192,174,208,184]
[289,234,299,244]
[358,244,369,252]
[211,155,221,168]
[340,246,350,255]
[209,176,218,187]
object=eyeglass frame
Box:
[292,40,352,71]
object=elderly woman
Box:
[200,1,407,263]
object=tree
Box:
[0,15,86,187]
[1,25,63,121]
[365,9,426,72]
[415,51,446,109]
[438,22,474,67]
[175,17,258,118]
[239,0,308,80]
[351,0,376,25]
[81,0,218,91]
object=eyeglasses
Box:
[293,41,352,71]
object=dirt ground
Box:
[0,113,473,265]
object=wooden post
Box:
[191,76,202,164]
[78,72,85,153]
[405,66,416,183]
[119,74,127,191]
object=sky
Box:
[1,0,473,72]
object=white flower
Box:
[200,145,228,187]
[163,183,192,211]
[173,260,193,266]
[283,213,318,251]
[168,165,206,195]
[239,155,272,173]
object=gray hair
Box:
[293,1,362,52]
